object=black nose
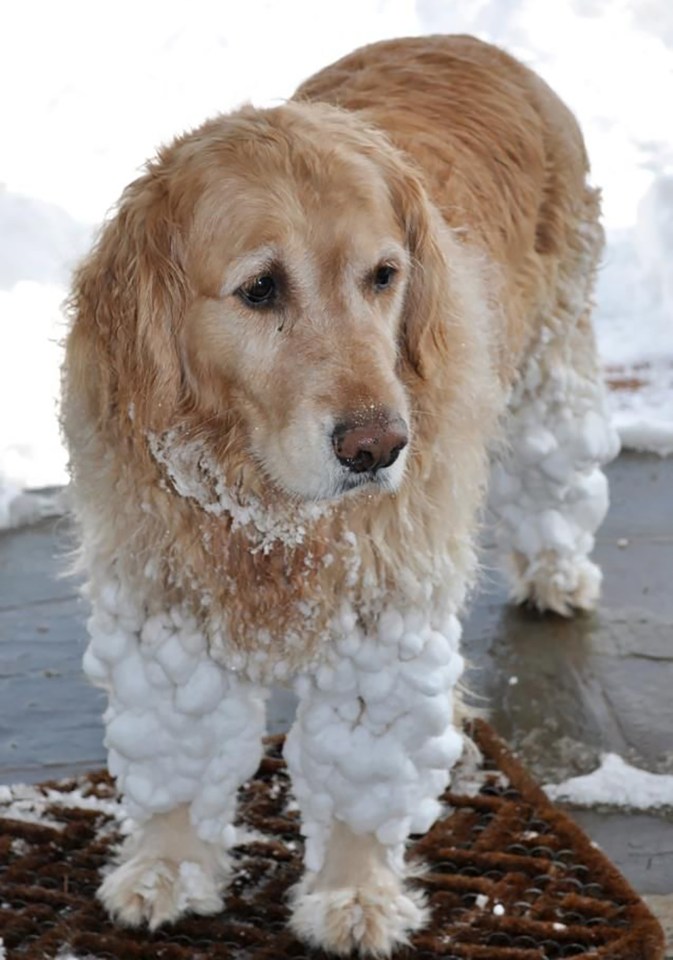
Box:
[332,416,409,474]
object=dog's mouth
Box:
[334,462,405,498]
[254,412,410,503]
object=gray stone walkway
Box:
[1,453,671,930]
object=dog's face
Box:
[183,141,412,501]
[70,104,450,504]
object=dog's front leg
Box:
[84,598,267,929]
[284,607,464,957]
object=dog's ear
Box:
[64,168,189,437]
[377,152,453,380]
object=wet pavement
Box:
[1,453,671,926]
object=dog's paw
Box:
[290,879,428,957]
[98,855,224,930]
[510,552,602,616]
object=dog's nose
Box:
[332,417,409,474]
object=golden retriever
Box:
[62,34,619,957]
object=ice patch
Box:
[545,753,673,809]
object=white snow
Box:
[285,607,464,874]
[83,585,467,883]
[545,753,673,810]
[1,1,672,525]
[148,429,330,554]
[491,307,620,613]
[0,779,124,831]
[84,582,268,843]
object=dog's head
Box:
[67,102,451,502]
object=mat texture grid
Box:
[0,720,665,958]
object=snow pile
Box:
[545,753,673,810]
[1,0,672,527]
[0,281,70,528]
[597,198,673,456]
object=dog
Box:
[62,34,619,957]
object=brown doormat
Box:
[0,719,665,959]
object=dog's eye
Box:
[373,264,397,291]
[238,274,277,307]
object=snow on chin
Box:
[284,608,465,874]
[147,429,331,554]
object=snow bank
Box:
[0,282,69,528]
[597,177,673,456]
[545,753,673,810]
[1,0,671,528]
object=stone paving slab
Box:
[645,896,673,959]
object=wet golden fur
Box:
[62,35,599,671]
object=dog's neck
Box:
[147,425,336,551]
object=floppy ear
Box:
[376,153,453,380]
[64,168,189,438]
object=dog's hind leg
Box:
[84,594,267,929]
[490,191,620,615]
